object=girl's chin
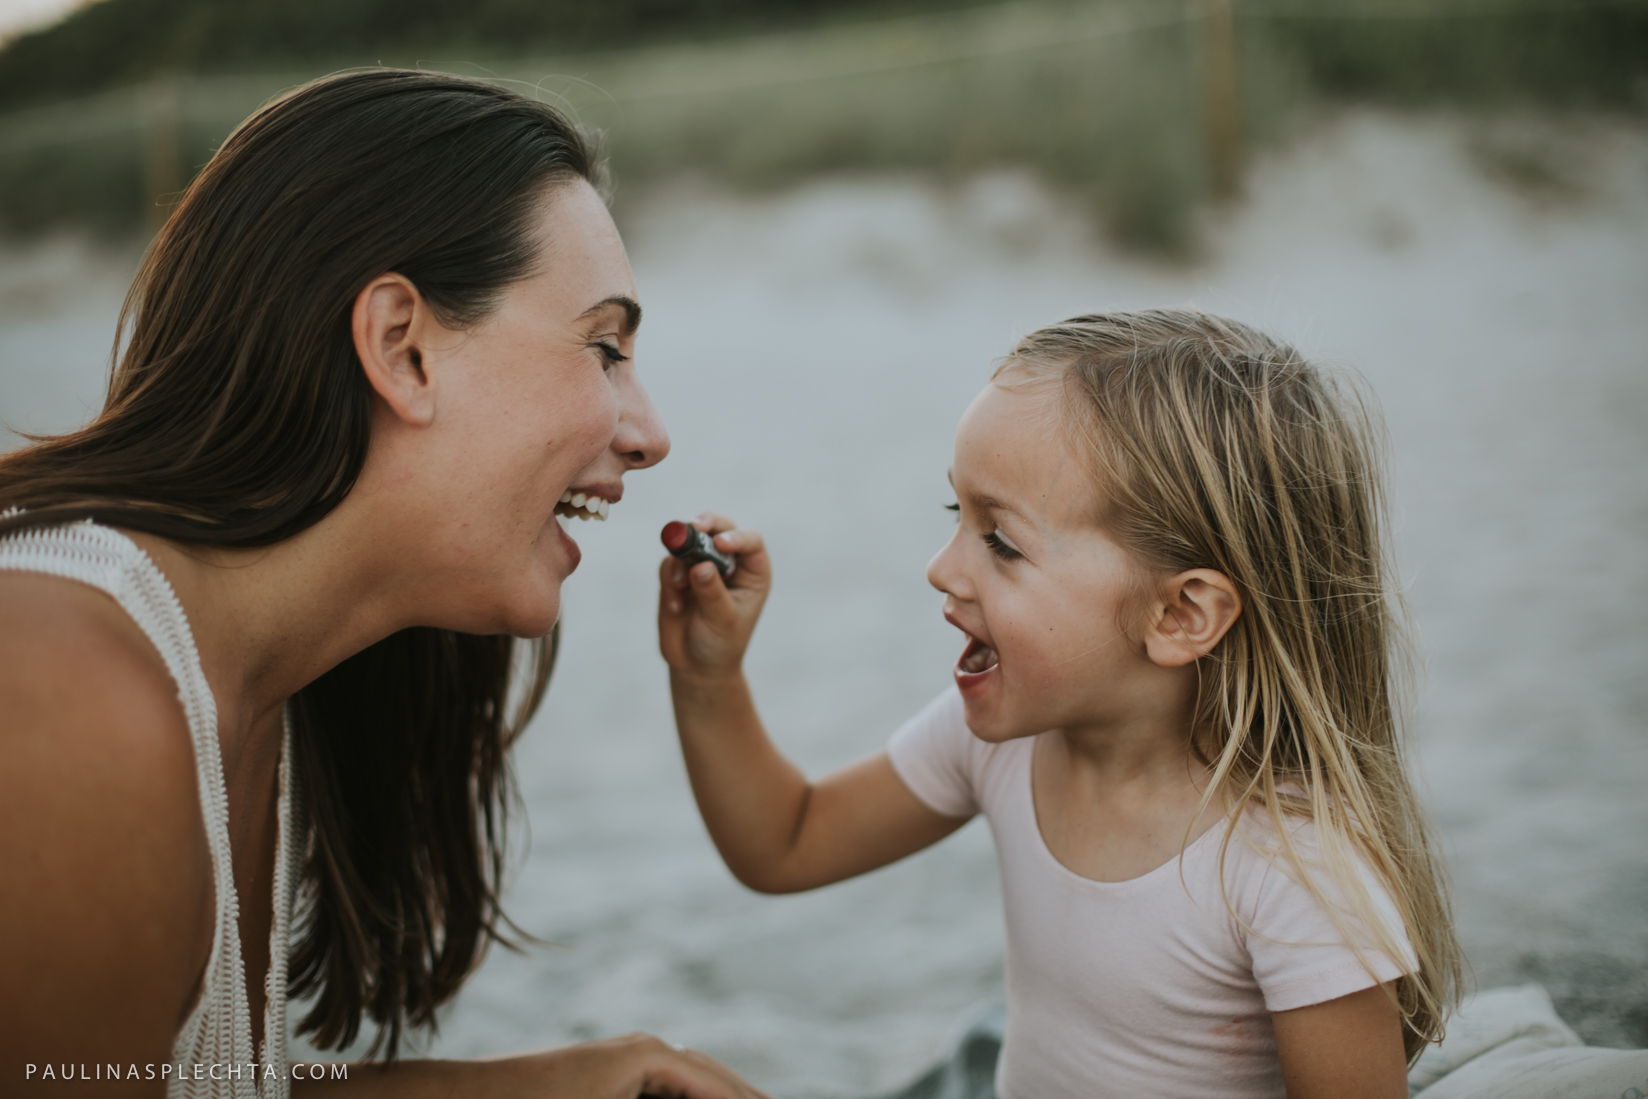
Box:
[957,688,1040,745]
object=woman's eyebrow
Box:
[577,295,642,335]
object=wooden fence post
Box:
[1205,0,1242,199]
[145,74,181,234]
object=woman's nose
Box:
[613,365,670,470]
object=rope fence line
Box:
[5,0,1641,154]
[600,3,1198,103]
[0,0,1641,234]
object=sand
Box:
[2,108,1644,1093]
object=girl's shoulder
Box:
[888,686,1029,820]
[1216,802,1352,885]
[1213,801,1414,955]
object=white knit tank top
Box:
[0,520,301,1098]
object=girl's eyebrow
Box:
[947,470,1024,519]
[576,295,642,335]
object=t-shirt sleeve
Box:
[1241,825,1419,1013]
[886,687,980,819]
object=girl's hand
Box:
[658,512,770,680]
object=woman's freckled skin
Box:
[369,180,667,642]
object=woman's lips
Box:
[954,635,999,694]
[553,512,582,574]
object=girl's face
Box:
[927,377,1160,742]
[383,180,668,638]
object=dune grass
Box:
[0,0,1642,252]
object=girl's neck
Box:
[1052,685,1208,792]
[1032,713,1225,883]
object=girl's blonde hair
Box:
[1001,308,1461,1060]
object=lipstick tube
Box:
[661,521,736,579]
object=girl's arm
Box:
[1272,983,1408,1099]
[659,515,967,894]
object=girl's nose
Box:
[927,530,970,600]
[613,366,670,470]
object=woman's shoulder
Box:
[0,570,213,1055]
[0,568,191,743]
[0,568,208,872]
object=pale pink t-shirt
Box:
[888,688,1414,1099]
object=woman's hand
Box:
[502,1033,771,1099]
[657,512,770,681]
[295,1033,771,1098]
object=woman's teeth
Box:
[556,491,611,521]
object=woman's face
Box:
[386,180,668,637]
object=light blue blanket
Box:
[873,987,1648,1099]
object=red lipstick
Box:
[661,521,736,579]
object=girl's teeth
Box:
[559,490,572,503]
[598,499,610,518]
[961,643,998,674]
[571,493,587,508]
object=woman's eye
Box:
[944,502,960,519]
[594,341,629,367]
[983,528,1024,561]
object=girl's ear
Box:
[353,273,437,426]
[1143,569,1242,668]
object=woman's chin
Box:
[498,589,561,639]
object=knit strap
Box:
[0,521,295,1098]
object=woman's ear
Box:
[1143,569,1242,668]
[353,273,436,426]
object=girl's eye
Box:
[984,528,1024,561]
[944,502,960,518]
[594,341,629,367]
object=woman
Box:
[0,70,764,1098]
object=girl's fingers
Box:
[658,557,684,617]
[687,560,738,626]
[692,511,737,535]
[709,528,770,587]
[709,527,763,558]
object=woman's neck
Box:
[124,505,405,774]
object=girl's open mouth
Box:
[955,635,999,691]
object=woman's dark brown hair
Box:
[0,69,596,1055]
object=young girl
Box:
[657,309,1461,1098]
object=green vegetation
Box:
[1,0,1644,252]
[0,0,995,112]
